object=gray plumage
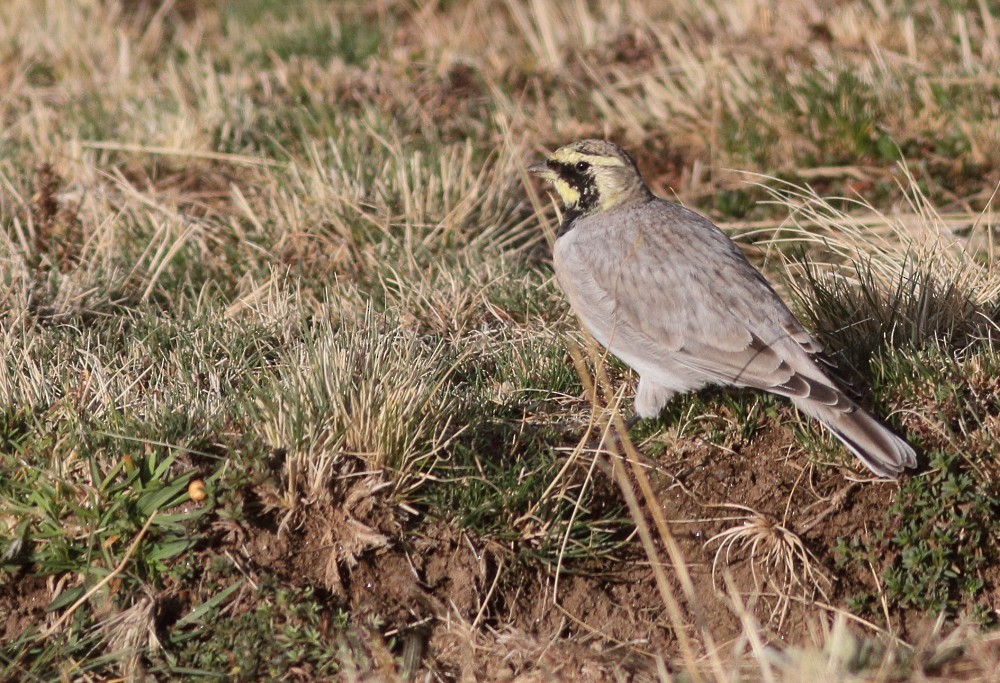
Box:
[530,139,916,478]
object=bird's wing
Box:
[559,204,843,407]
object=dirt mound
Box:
[216,419,920,679]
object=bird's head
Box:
[528,140,651,218]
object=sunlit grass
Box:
[1,0,999,680]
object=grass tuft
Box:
[709,505,831,628]
[3,0,1000,679]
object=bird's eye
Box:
[574,161,590,172]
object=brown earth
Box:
[0,575,51,645]
[215,415,929,679]
[0,404,989,680]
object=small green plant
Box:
[6,438,212,606]
[836,449,999,620]
[161,582,349,680]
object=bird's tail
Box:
[795,397,917,478]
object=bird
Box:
[527,139,917,478]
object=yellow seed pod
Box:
[188,479,207,502]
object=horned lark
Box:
[528,139,917,478]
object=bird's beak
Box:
[527,160,557,182]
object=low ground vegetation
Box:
[1,0,999,680]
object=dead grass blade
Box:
[707,504,831,629]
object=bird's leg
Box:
[593,413,638,451]
[634,377,675,423]
[604,412,658,470]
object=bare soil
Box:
[224,413,931,678]
[1,401,990,680]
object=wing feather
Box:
[555,200,830,399]
[553,195,912,477]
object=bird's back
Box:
[534,138,916,477]
[554,197,819,388]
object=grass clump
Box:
[255,309,462,505]
[4,0,1000,680]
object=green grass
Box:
[837,448,999,620]
[2,0,1000,680]
[163,582,350,680]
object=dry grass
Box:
[2,0,1000,681]
[255,310,462,510]
[708,505,831,628]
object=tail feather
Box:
[795,398,917,478]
